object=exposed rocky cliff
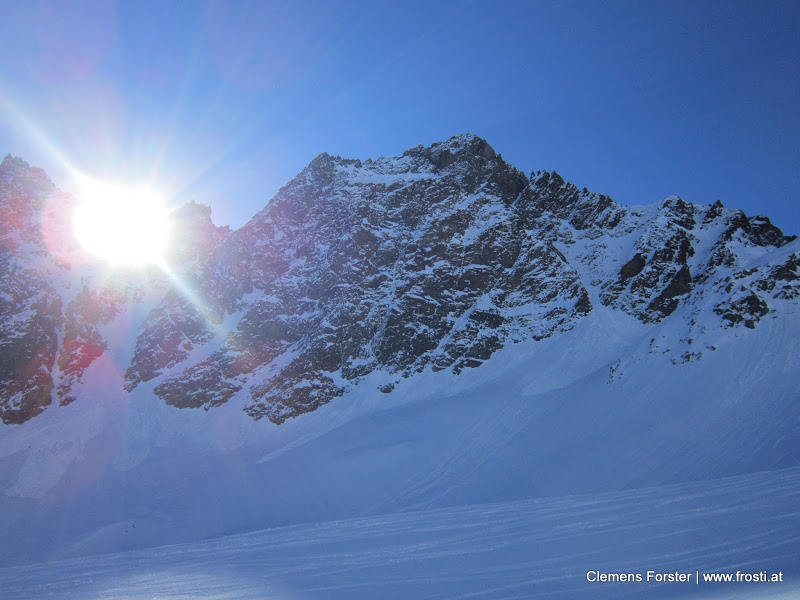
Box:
[0,136,797,425]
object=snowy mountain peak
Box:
[1,154,23,174]
[0,154,54,211]
[1,139,798,426]
[1,153,34,174]
[420,133,498,165]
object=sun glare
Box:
[72,179,171,267]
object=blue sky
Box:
[0,0,798,232]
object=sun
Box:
[72,178,171,267]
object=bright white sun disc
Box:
[72,179,171,266]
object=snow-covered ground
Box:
[0,466,798,599]
[0,305,798,596]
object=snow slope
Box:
[1,304,798,576]
[0,466,797,599]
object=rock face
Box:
[0,156,63,424]
[0,137,798,425]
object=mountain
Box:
[0,137,799,581]
[1,135,797,426]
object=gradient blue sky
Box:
[1,0,798,232]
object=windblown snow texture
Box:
[1,466,798,599]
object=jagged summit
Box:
[246,134,527,231]
[167,201,230,265]
[402,133,498,164]
[0,136,798,425]
[2,154,23,168]
[307,134,504,174]
[0,154,54,203]
[1,154,34,172]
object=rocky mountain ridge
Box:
[1,135,797,425]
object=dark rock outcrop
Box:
[1,136,798,425]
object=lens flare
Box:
[72,178,171,267]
